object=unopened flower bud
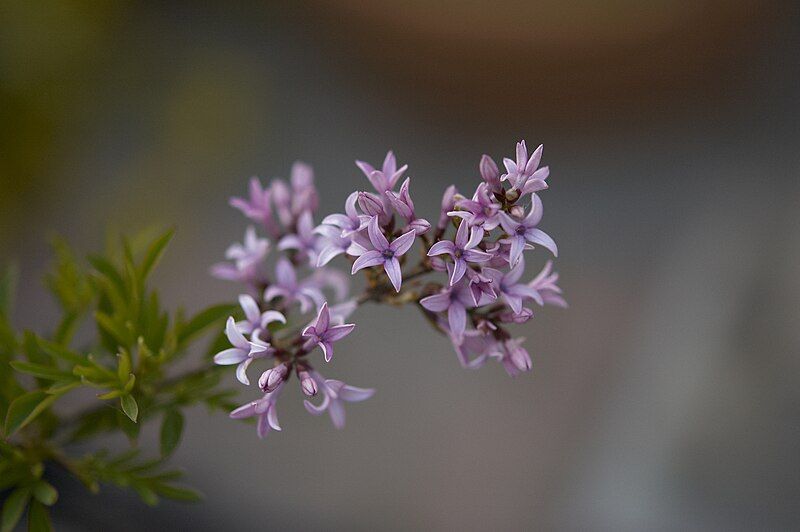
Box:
[479,154,502,192]
[508,342,532,372]
[408,218,431,235]
[357,191,384,218]
[259,363,289,392]
[505,188,520,203]
[499,308,533,324]
[301,376,318,397]
[509,205,525,219]
[437,185,458,230]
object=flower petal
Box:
[525,228,558,257]
[449,259,467,286]
[260,310,286,327]
[239,294,260,323]
[320,341,333,362]
[225,317,250,350]
[351,250,385,273]
[389,230,416,256]
[328,399,346,429]
[508,235,525,266]
[384,257,402,292]
[448,302,467,341]
[420,292,451,312]
[367,216,390,250]
[427,240,455,257]
[339,385,375,402]
[236,358,253,385]
[325,323,355,342]
[214,347,248,365]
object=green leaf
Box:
[10,362,76,382]
[153,483,202,502]
[26,500,51,532]
[120,394,139,423]
[4,391,58,437]
[1,486,31,532]
[177,304,236,346]
[31,481,58,506]
[132,485,159,506]
[95,311,131,349]
[138,230,174,282]
[35,336,84,365]
[159,410,184,457]
[88,255,125,296]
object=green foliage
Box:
[0,230,233,526]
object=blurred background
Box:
[2,1,799,530]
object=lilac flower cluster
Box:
[212,142,565,439]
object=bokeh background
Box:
[2,1,799,530]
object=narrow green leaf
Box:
[138,230,174,282]
[10,362,76,382]
[31,481,58,506]
[1,486,31,532]
[153,483,203,502]
[120,394,139,423]
[177,304,237,346]
[36,336,84,365]
[26,500,52,532]
[88,255,125,296]
[46,381,80,395]
[133,485,159,507]
[159,410,184,457]
[95,311,130,348]
[4,391,58,437]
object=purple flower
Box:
[449,182,501,230]
[289,161,319,216]
[264,258,325,313]
[491,337,532,377]
[482,260,542,315]
[529,260,567,308]
[229,177,280,237]
[502,140,549,195]
[230,383,285,438]
[437,185,458,231]
[210,226,269,283]
[302,302,356,362]
[498,194,557,266]
[235,294,286,336]
[321,191,364,236]
[213,317,274,385]
[385,177,431,235]
[303,372,375,429]
[419,276,475,341]
[351,217,416,292]
[258,362,290,393]
[357,191,391,226]
[452,330,493,369]
[427,221,492,285]
[480,154,502,193]
[465,267,496,306]
[278,210,320,266]
[314,224,352,267]
[356,150,407,194]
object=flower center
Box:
[515,225,526,235]
[382,249,395,260]
[453,248,463,259]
